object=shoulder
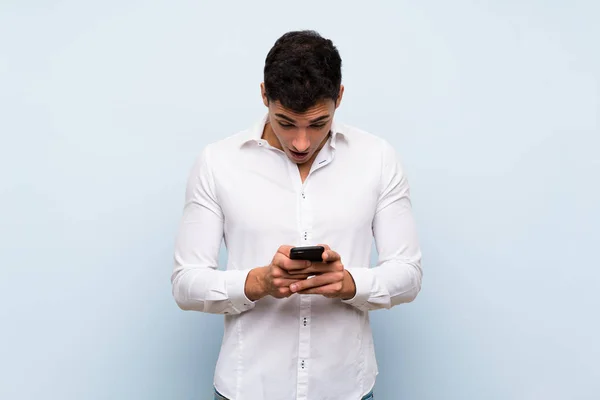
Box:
[206,129,251,156]
[336,123,405,185]
[335,122,397,157]
[192,127,253,170]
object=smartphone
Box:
[290,245,325,262]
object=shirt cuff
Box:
[341,267,374,310]
[225,269,256,313]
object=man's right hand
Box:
[244,245,312,301]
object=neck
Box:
[262,120,331,173]
[261,120,283,150]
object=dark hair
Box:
[263,30,342,113]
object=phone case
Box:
[290,246,325,262]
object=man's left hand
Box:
[286,245,356,299]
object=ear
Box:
[260,82,269,107]
[335,85,345,109]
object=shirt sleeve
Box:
[343,140,423,311]
[171,145,255,315]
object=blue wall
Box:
[1,1,598,399]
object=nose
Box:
[292,129,310,152]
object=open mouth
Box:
[290,150,309,161]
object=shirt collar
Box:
[240,114,345,148]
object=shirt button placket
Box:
[297,298,311,400]
[297,186,312,400]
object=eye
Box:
[278,121,294,129]
[311,123,326,129]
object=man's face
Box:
[261,85,343,166]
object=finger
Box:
[281,258,312,271]
[296,282,344,297]
[276,245,294,258]
[288,268,317,276]
[288,263,341,275]
[315,244,339,262]
[272,268,312,280]
[322,249,340,263]
[273,286,293,298]
[272,278,308,288]
[283,272,312,279]
[273,253,311,271]
[289,271,344,293]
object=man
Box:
[172,30,422,400]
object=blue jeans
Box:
[214,388,374,399]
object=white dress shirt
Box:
[172,115,423,400]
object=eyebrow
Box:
[275,113,330,124]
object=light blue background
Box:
[1,1,599,399]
